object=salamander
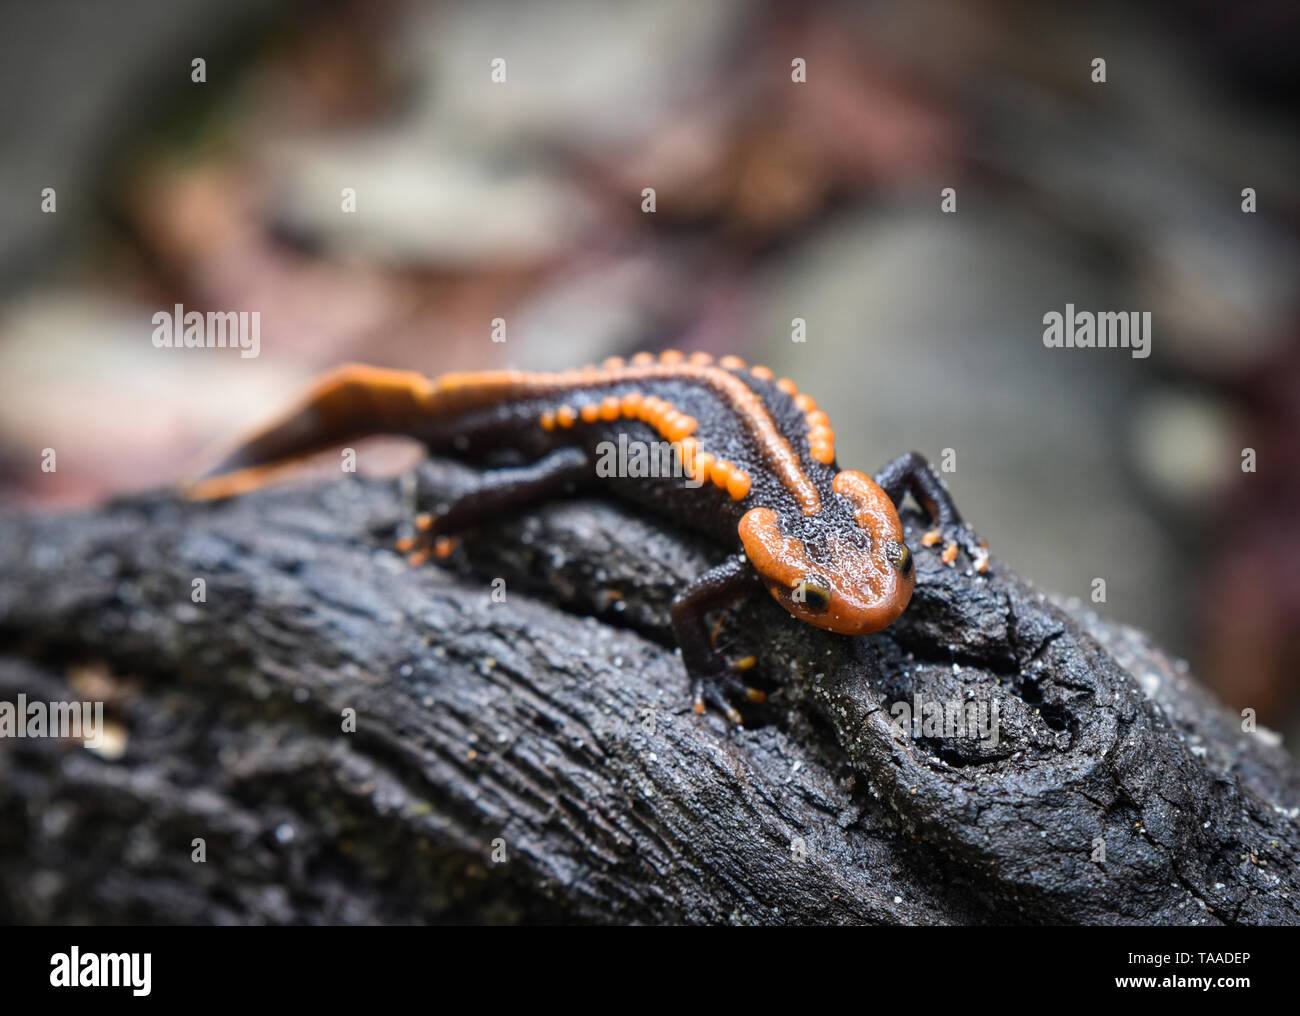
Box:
[188,351,988,723]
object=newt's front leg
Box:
[873,452,988,572]
[670,553,768,726]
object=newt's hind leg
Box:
[873,451,989,573]
[397,447,592,565]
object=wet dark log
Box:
[1,459,1297,924]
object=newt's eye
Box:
[793,575,831,611]
[886,541,913,576]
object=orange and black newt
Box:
[188,351,988,723]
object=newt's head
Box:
[738,470,914,636]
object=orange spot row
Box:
[621,348,717,368]
[709,458,752,500]
[808,417,836,463]
[535,382,752,501]
[538,389,698,445]
[752,367,837,466]
[763,372,835,465]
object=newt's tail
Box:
[184,364,436,500]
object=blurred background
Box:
[1,0,1297,743]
